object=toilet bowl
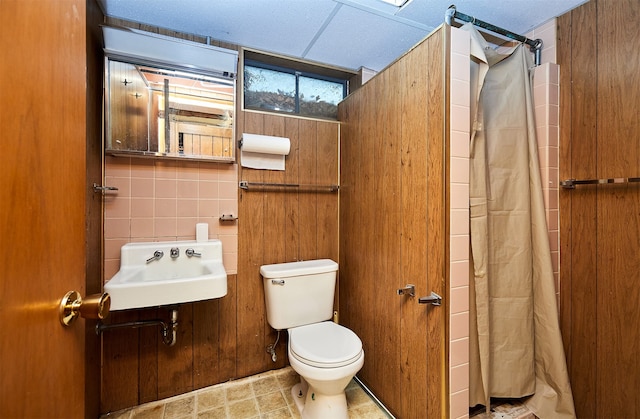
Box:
[287,321,364,419]
[260,259,364,419]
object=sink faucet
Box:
[146,250,164,263]
[185,248,201,257]
[170,247,180,258]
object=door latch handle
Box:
[397,284,415,297]
[418,292,442,306]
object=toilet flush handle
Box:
[271,279,285,286]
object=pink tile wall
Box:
[528,23,560,296]
[527,19,558,65]
[533,63,560,298]
[449,26,471,419]
[103,156,238,282]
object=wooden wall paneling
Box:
[556,11,573,365]
[425,29,446,419]
[316,122,339,314]
[597,0,640,178]
[299,120,319,260]
[101,311,140,412]
[262,114,289,370]
[559,1,640,417]
[316,122,339,263]
[596,185,640,418]
[237,111,267,377]
[352,76,377,385]
[138,308,159,404]
[262,114,287,264]
[399,37,430,419]
[193,299,220,388]
[218,274,238,379]
[284,118,301,262]
[371,68,403,407]
[596,2,640,416]
[338,92,361,331]
[561,3,599,417]
[157,304,194,399]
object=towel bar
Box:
[560,177,640,189]
[238,181,339,192]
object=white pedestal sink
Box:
[104,239,227,311]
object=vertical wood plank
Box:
[101,311,140,412]
[157,305,194,400]
[262,114,288,369]
[556,9,573,367]
[352,74,377,384]
[218,274,238,380]
[237,112,267,377]
[285,118,301,262]
[338,92,361,331]
[299,120,319,260]
[262,115,287,265]
[561,2,599,417]
[596,1,640,417]
[425,30,446,419]
[400,37,431,419]
[193,299,219,389]
[316,121,339,262]
[138,308,159,404]
[375,65,403,408]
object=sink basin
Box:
[105,239,227,311]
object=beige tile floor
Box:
[101,366,390,419]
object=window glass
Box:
[244,66,296,113]
[299,76,343,119]
[243,60,347,119]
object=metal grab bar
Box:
[560,177,640,189]
[239,180,339,192]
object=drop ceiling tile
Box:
[304,4,430,70]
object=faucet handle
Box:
[185,248,201,258]
[146,250,164,263]
[170,247,180,258]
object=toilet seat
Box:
[289,321,363,368]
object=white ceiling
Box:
[98,0,587,72]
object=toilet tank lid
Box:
[260,259,338,278]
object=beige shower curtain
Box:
[463,24,576,419]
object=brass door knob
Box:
[59,291,111,326]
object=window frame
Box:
[242,54,350,119]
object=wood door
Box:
[0,1,97,417]
[558,1,640,417]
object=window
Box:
[243,55,349,119]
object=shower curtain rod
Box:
[445,5,543,66]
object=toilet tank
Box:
[261,259,338,330]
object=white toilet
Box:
[261,259,364,419]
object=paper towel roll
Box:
[241,133,290,171]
